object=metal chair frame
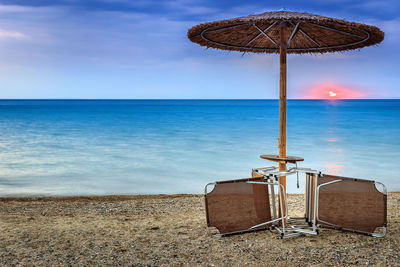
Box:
[253,166,320,238]
[204,177,288,237]
[205,166,320,238]
[205,166,387,239]
[311,173,387,237]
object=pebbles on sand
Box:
[0,194,399,266]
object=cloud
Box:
[0,0,398,99]
[0,29,29,39]
[380,19,400,33]
[354,0,395,11]
[0,4,35,12]
[164,0,219,15]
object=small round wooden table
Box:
[260,154,304,164]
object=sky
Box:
[0,0,399,99]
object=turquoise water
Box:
[0,100,399,196]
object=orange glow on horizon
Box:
[303,83,366,99]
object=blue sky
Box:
[0,0,399,99]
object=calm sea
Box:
[0,99,399,196]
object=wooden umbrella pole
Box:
[279,21,288,218]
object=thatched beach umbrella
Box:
[187,11,384,214]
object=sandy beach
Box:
[0,193,399,266]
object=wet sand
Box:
[0,193,399,266]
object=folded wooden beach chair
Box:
[204,173,287,237]
[305,173,387,237]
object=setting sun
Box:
[303,83,366,99]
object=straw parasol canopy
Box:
[187,11,384,214]
[187,11,384,54]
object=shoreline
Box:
[0,194,201,202]
[1,191,398,202]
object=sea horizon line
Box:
[0,98,399,101]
